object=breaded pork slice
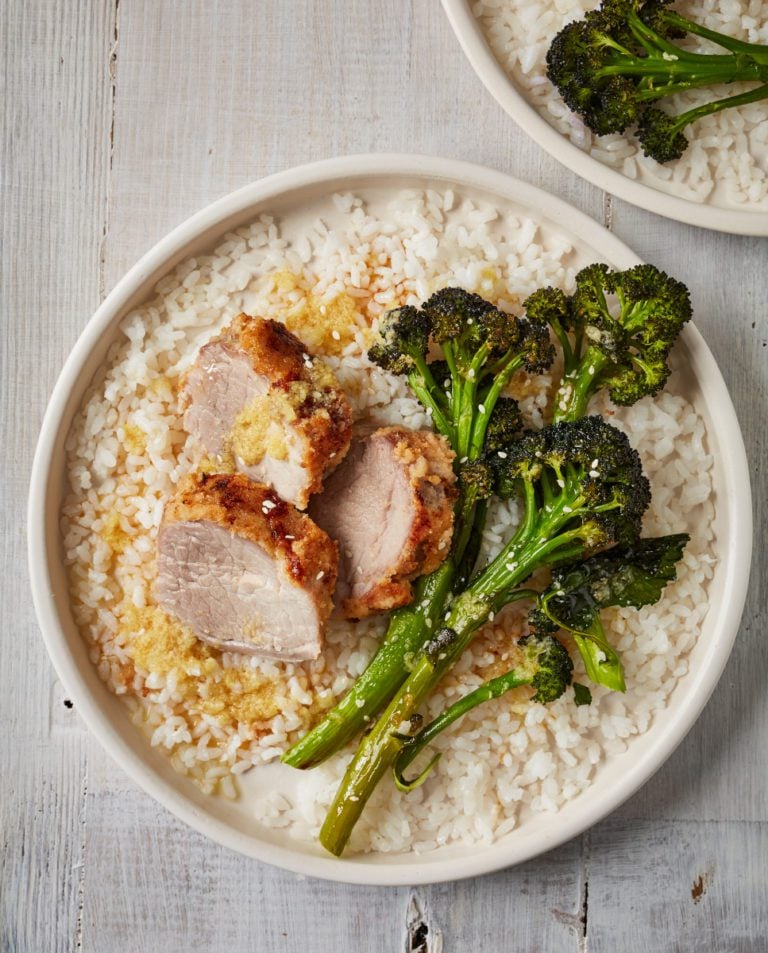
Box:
[182,314,353,509]
[156,473,338,661]
[310,427,457,620]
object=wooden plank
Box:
[587,818,768,952]
[79,786,406,953]
[0,0,116,950]
[419,836,585,951]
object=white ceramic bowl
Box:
[441,0,768,236]
[29,154,752,885]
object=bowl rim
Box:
[440,0,768,237]
[28,153,753,885]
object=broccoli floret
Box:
[546,0,768,162]
[493,415,650,556]
[532,533,689,690]
[484,397,524,452]
[367,305,429,376]
[637,108,690,163]
[525,634,575,703]
[525,263,691,421]
[457,459,496,500]
[369,289,553,463]
[392,633,573,791]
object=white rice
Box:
[61,188,715,854]
[475,0,768,209]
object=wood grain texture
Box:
[0,1,116,951]
[2,0,767,950]
[588,819,768,953]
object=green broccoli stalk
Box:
[282,291,550,770]
[545,0,768,162]
[531,532,689,691]
[524,263,691,423]
[392,633,573,792]
[318,416,650,855]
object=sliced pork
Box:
[182,314,353,509]
[156,473,338,661]
[311,427,457,619]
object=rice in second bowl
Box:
[61,188,715,854]
[474,0,768,211]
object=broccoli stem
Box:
[552,349,610,423]
[407,355,454,441]
[319,579,539,856]
[470,355,525,456]
[598,55,768,84]
[281,560,455,769]
[318,489,590,854]
[661,11,768,63]
[453,498,488,591]
[572,625,626,693]
[392,631,540,792]
[656,82,768,135]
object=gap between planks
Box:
[405,890,444,953]
[98,0,121,300]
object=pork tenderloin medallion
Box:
[310,427,457,619]
[156,472,338,661]
[182,314,353,509]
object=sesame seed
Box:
[591,459,599,468]
[285,534,295,540]
[468,368,476,379]
[497,451,508,459]
[460,456,468,464]
[467,318,474,325]
[563,506,572,513]
[262,499,276,511]
[588,365,595,375]
[489,611,495,622]
[316,570,325,580]
[425,619,433,629]
[557,478,565,488]
[589,469,600,478]
[331,329,341,341]
[356,699,365,708]
[478,403,486,414]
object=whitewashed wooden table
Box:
[3,1,767,950]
